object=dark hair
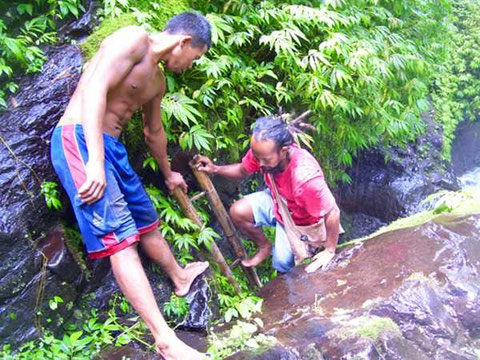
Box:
[165,12,212,49]
[252,116,294,150]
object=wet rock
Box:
[95,344,162,360]
[182,276,212,330]
[340,212,386,242]
[0,45,84,345]
[0,44,83,238]
[95,330,209,360]
[58,0,100,41]
[338,108,460,226]
[235,214,480,360]
[0,226,84,345]
[225,345,301,360]
[451,120,480,176]
[81,256,213,332]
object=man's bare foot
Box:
[174,261,209,297]
[241,243,272,267]
[156,335,209,360]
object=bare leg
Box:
[110,244,207,359]
[230,198,272,267]
[139,229,209,296]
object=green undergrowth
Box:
[207,319,276,359]
[339,190,480,249]
[0,294,151,359]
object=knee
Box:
[110,242,139,263]
[272,254,294,273]
[229,199,251,226]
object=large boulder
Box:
[0,45,85,345]
[228,201,480,359]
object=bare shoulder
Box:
[99,26,149,59]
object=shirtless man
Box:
[50,13,211,360]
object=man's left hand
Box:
[165,171,188,193]
[305,249,335,273]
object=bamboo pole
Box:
[171,188,242,294]
[189,163,263,288]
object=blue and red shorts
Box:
[50,124,159,259]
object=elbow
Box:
[239,165,250,179]
[143,129,153,145]
[327,204,340,222]
[143,127,156,146]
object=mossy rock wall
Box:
[81,0,190,60]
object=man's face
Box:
[251,137,288,175]
[166,37,207,73]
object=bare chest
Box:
[113,60,163,107]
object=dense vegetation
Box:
[2,0,480,358]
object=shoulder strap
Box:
[268,173,297,229]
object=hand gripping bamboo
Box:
[189,161,263,289]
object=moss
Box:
[63,226,90,279]
[339,190,480,249]
[81,0,190,61]
[134,0,190,31]
[354,316,400,340]
[329,316,400,342]
[81,13,140,60]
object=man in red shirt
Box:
[196,115,341,273]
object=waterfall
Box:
[458,167,480,191]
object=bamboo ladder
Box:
[171,158,262,294]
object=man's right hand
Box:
[193,155,216,174]
[78,160,106,205]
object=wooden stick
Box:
[190,191,206,202]
[171,188,242,294]
[189,163,263,288]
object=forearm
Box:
[146,131,172,178]
[212,163,249,179]
[82,95,105,164]
[324,206,340,253]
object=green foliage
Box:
[0,0,84,109]
[0,306,136,359]
[210,270,263,323]
[431,0,480,159]
[48,296,64,311]
[163,294,190,321]
[146,185,220,263]
[41,181,62,210]
[207,319,275,359]
[142,155,159,172]
[176,0,453,182]
[80,0,455,182]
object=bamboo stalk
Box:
[171,188,242,294]
[189,163,263,289]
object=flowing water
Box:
[459,167,480,191]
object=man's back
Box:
[60,26,164,137]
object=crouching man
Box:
[196,115,341,274]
